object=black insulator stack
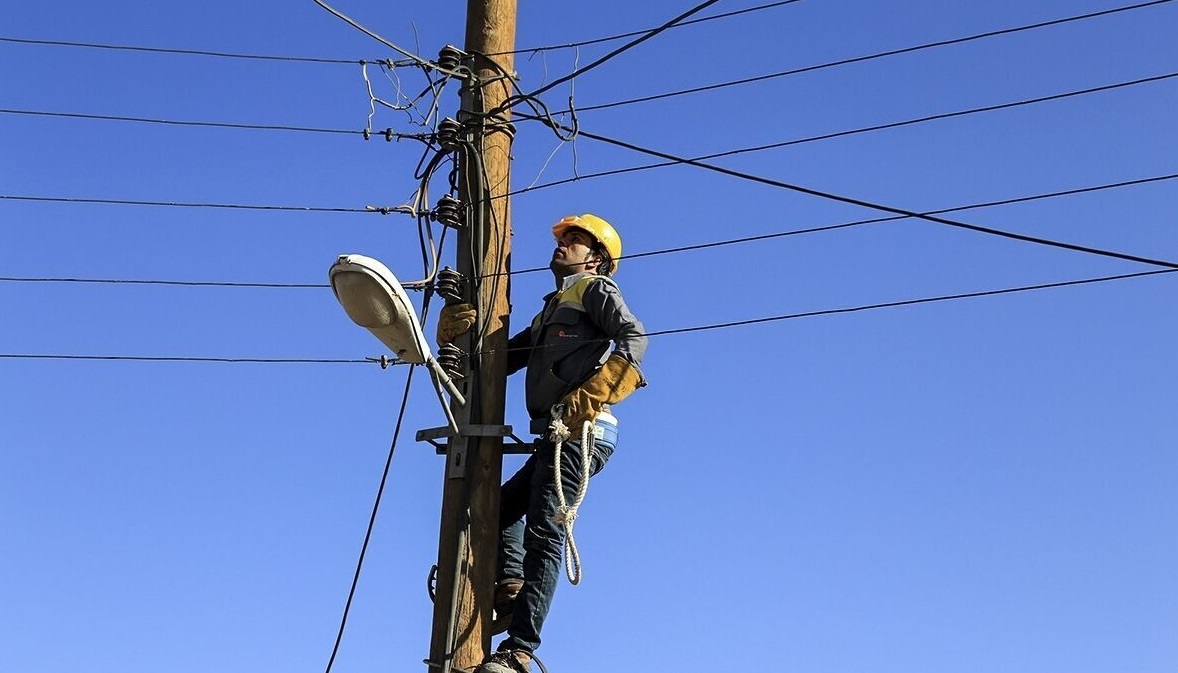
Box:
[436,117,463,152]
[437,45,465,72]
[436,343,465,380]
[435,266,465,303]
[433,194,465,229]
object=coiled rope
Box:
[547,411,593,585]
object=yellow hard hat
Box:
[551,213,622,274]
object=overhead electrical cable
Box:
[501,171,1178,277]
[640,269,1178,339]
[519,0,726,103]
[0,35,361,64]
[504,0,806,54]
[0,194,401,214]
[6,172,1176,289]
[0,277,329,288]
[322,366,417,673]
[516,71,1178,195]
[0,354,390,364]
[9,270,1174,366]
[309,0,458,75]
[574,0,1175,113]
[474,269,1178,357]
[522,113,1178,270]
[0,107,408,137]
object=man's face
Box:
[550,228,599,278]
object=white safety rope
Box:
[547,412,593,585]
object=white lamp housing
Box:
[328,254,430,364]
[328,254,465,431]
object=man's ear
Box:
[586,252,603,272]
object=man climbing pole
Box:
[437,213,647,673]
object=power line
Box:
[525,173,1178,276]
[0,107,396,137]
[7,172,1176,289]
[643,269,1178,339]
[12,67,1168,192]
[0,276,329,288]
[521,0,725,103]
[478,268,1178,357]
[309,0,455,74]
[574,0,1175,113]
[323,366,417,673]
[10,270,1174,366]
[0,354,392,364]
[504,172,1178,276]
[0,35,362,64]
[525,114,1178,270]
[505,0,805,54]
[517,71,1178,195]
[0,194,402,214]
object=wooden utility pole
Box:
[428,1,517,672]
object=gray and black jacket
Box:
[506,272,647,423]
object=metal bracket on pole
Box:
[416,424,533,454]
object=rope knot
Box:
[547,414,571,443]
[552,505,577,526]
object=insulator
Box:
[432,194,465,229]
[437,45,466,72]
[436,343,466,381]
[435,266,465,303]
[436,117,463,152]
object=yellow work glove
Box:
[561,354,643,429]
[436,302,476,346]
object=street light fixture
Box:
[328,254,465,431]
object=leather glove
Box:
[561,354,643,429]
[436,302,476,346]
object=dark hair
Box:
[592,242,614,276]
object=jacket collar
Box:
[545,271,598,300]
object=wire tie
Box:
[383,128,394,142]
[362,128,371,141]
[364,355,397,369]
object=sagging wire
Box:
[364,51,476,295]
[569,0,1177,114]
[495,0,807,56]
[310,0,466,77]
[399,115,473,291]
[511,0,725,106]
[463,48,579,148]
[322,365,418,673]
[522,47,581,191]
[361,59,456,138]
[516,106,1178,272]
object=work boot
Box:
[476,649,532,673]
[490,578,523,635]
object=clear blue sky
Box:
[3,1,1176,672]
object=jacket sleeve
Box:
[580,278,648,376]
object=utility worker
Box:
[436,213,647,673]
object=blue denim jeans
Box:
[496,417,618,653]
